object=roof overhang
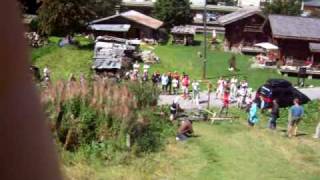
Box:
[88,24,131,32]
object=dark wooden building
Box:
[88,10,163,40]
[268,15,320,66]
[218,8,269,53]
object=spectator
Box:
[230,76,238,101]
[248,100,259,127]
[167,72,172,94]
[151,72,158,86]
[215,76,225,99]
[161,73,169,93]
[142,69,148,82]
[172,77,179,95]
[170,97,180,121]
[43,65,51,82]
[268,99,279,130]
[181,74,190,99]
[219,88,230,117]
[288,98,304,138]
[192,80,200,107]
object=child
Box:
[248,100,259,127]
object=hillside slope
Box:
[65,121,320,180]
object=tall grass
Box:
[41,77,174,163]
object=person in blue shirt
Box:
[248,100,259,127]
[288,98,304,137]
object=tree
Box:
[89,0,119,18]
[38,0,96,36]
[264,0,302,16]
[37,0,119,36]
[153,0,193,28]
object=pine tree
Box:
[153,0,193,28]
[264,0,302,16]
[37,0,119,36]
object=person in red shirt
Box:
[219,88,230,117]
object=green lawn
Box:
[31,35,319,89]
[31,36,93,81]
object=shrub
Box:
[41,77,174,162]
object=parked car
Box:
[256,79,310,108]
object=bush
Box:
[42,78,174,163]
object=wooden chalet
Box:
[268,15,320,66]
[218,8,269,53]
[171,26,196,46]
[88,10,163,40]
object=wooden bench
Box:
[203,109,239,124]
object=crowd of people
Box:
[39,65,320,141]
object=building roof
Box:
[171,26,196,35]
[269,15,320,41]
[304,0,320,7]
[121,1,239,12]
[310,43,320,53]
[93,58,122,70]
[218,8,263,26]
[88,24,131,32]
[90,10,163,30]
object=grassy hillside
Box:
[64,119,320,180]
[31,36,93,81]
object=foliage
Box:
[88,0,119,18]
[264,0,302,16]
[37,0,96,36]
[153,0,193,28]
[42,78,174,162]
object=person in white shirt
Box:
[161,74,168,93]
[230,76,238,101]
[215,77,225,99]
[43,66,51,82]
[172,78,179,95]
[192,80,200,107]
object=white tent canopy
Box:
[254,42,279,50]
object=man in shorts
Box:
[288,98,304,138]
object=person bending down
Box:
[176,119,193,141]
